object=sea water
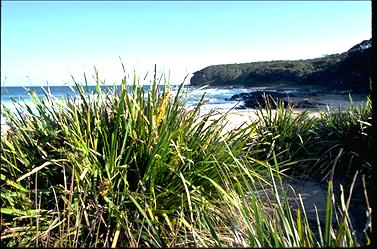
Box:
[1,84,255,126]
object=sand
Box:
[219,108,321,133]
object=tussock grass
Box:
[251,94,372,180]
[1,67,373,247]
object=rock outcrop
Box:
[228,91,325,109]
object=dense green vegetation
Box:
[253,95,372,179]
[190,39,371,92]
[0,68,373,247]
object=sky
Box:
[1,1,372,86]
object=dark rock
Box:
[229,91,287,101]
[227,92,253,101]
[240,91,290,109]
[227,90,327,109]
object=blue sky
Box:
[1,1,372,86]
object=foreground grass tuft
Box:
[1,68,373,247]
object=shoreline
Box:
[1,92,369,136]
[214,91,369,133]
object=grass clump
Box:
[251,94,372,180]
[1,67,373,247]
[0,67,261,247]
[251,94,319,167]
[313,97,372,178]
[246,93,373,245]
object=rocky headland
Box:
[190,39,372,93]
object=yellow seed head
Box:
[99,178,110,196]
[154,90,170,128]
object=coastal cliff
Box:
[190,39,371,92]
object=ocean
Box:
[1,84,259,126]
